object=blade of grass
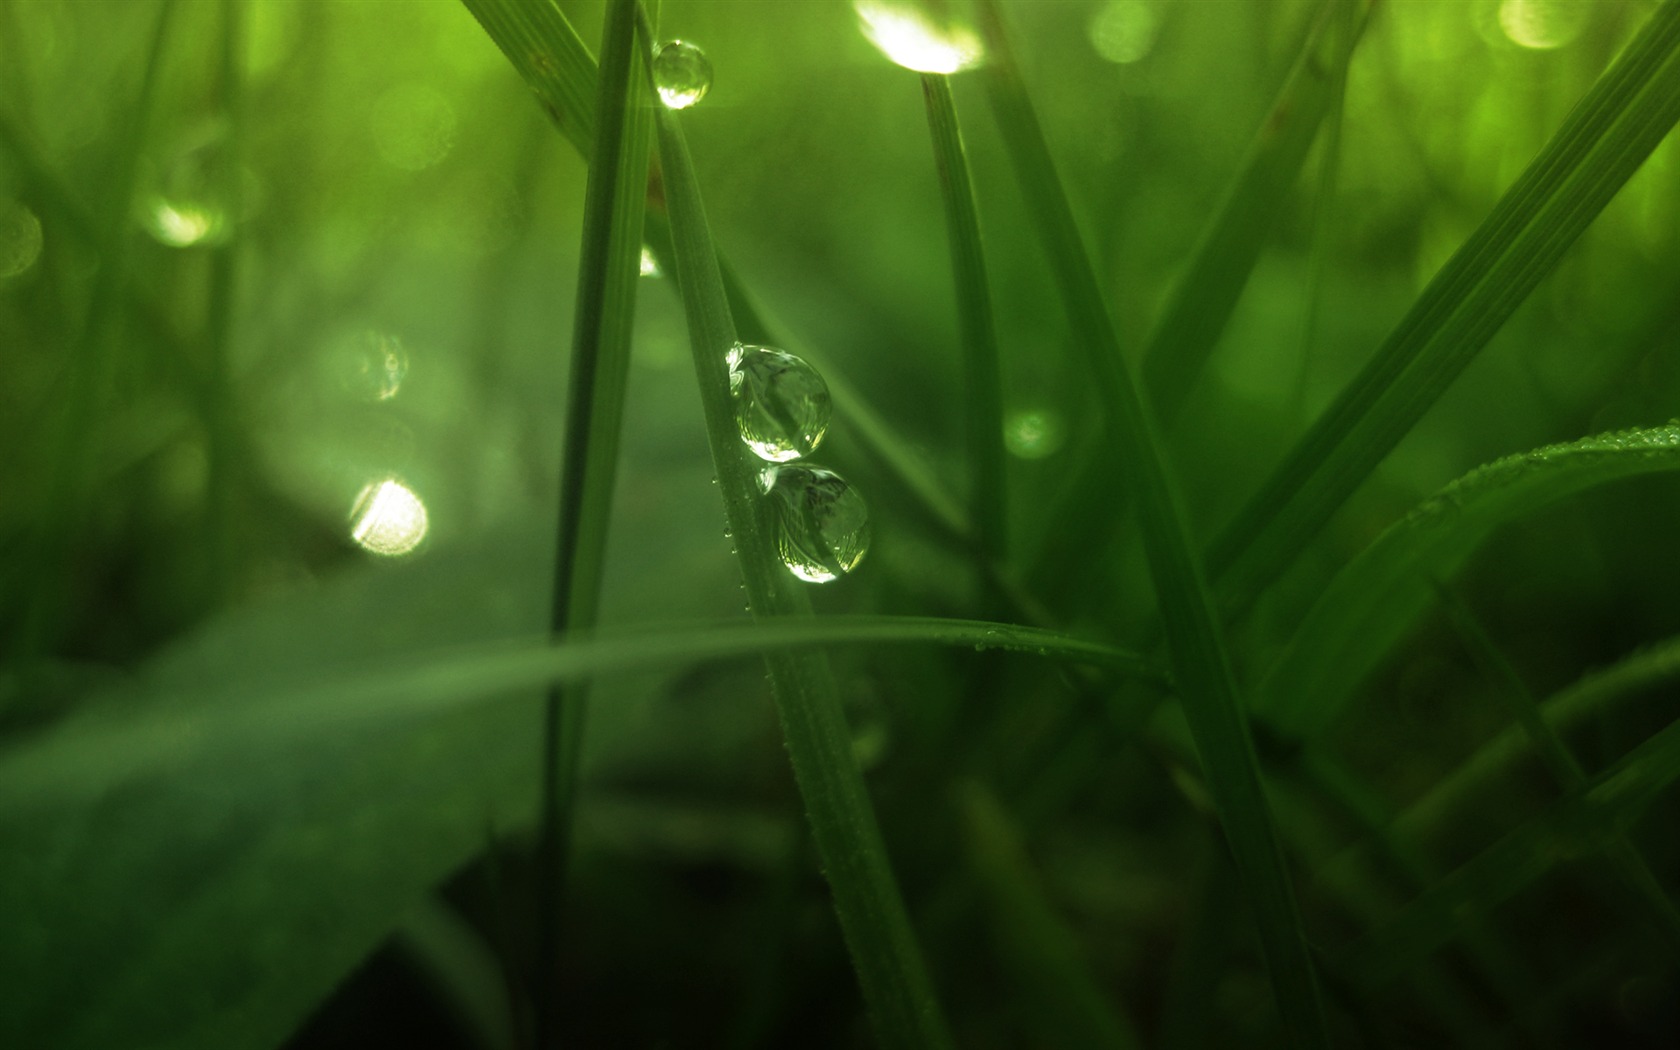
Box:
[959,782,1143,1050]
[532,0,651,1045]
[0,612,1164,812]
[1334,711,1680,989]
[1029,0,1370,601]
[1436,584,1680,946]
[202,0,245,602]
[9,0,178,662]
[461,0,597,159]
[653,88,954,1047]
[1208,1,1680,618]
[973,3,1328,1045]
[1256,423,1680,740]
[922,72,1006,568]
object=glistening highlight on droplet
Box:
[727,343,832,462]
[760,464,870,583]
[141,134,234,248]
[653,40,713,110]
[854,0,984,74]
[349,477,429,557]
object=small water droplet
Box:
[0,199,44,278]
[653,40,713,110]
[141,132,236,248]
[639,245,661,277]
[761,464,870,584]
[1498,0,1590,50]
[329,329,410,401]
[728,343,831,462]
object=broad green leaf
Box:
[1257,424,1680,739]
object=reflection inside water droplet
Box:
[854,0,984,74]
[0,199,44,278]
[350,477,429,556]
[141,133,235,248]
[639,245,660,276]
[653,40,713,110]
[760,464,870,583]
[728,343,831,462]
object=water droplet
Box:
[349,477,429,556]
[0,199,44,278]
[653,40,713,110]
[1088,1,1159,65]
[1004,409,1065,460]
[371,83,458,171]
[854,1,984,74]
[639,245,661,277]
[728,343,832,462]
[329,329,410,401]
[1498,0,1590,50]
[141,136,232,248]
[760,465,870,583]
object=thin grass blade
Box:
[1256,424,1680,739]
[922,72,1007,567]
[973,2,1328,1044]
[653,91,953,1047]
[1209,1,1680,616]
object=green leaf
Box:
[1257,424,1680,739]
[973,2,1329,1045]
[1208,1,1680,616]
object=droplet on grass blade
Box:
[639,245,661,276]
[349,477,429,557]
[1498,0,1590,50]
[728,343,831,462]
[141,133,237,248]
[760,464,870,583]
[0,199,43,278]
[854,0,984,74]
[653,40,713,110]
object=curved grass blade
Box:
[959,782,1143,1050]
[1029,0,1370,600]
[460,0,597,159]
[653,90,954,1046]
[973,2,1328,1044]
[1438,586,1680,946]
[1256,424,1680,739]
[922,73,1007,567]
[532,0,652,1043]
[1333,711,1680,990]
[1208,1,1680,617]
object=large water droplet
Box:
[141,134,234,248]
[0,199,44,278]
[728,343,831,462]
[1498,0,1590,50]
[760,464,870,583]
[854,0,984,74]
[350,477,429,556]
[653,40,713,110]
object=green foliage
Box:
[2,0,1679,1047]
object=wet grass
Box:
[2,1,1680,1048]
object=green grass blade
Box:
[973,3,1328,1045]
[1256,424,1680,739]
[1141,0,1370,428]
[653,94,954,1047]
[1438,585,1680,947]
[922,72,1006,567]
[460,0,597,159]
[532,0,651,1043]
[1334,711,1680,990]
[1030,0,1369,600]
[959,783,1142,1050]
[1208,1,1680,616]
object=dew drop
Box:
[0,199,44,278]
[854,0,984,74]
[760,464,870,584]
[653,40,713,110]
[639,245,661,277]
[1498,0,1590,50]
[728,343,832,462]
[141,134,235,248]
[349,477,429,557]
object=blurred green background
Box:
[2,0,1678,1047]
